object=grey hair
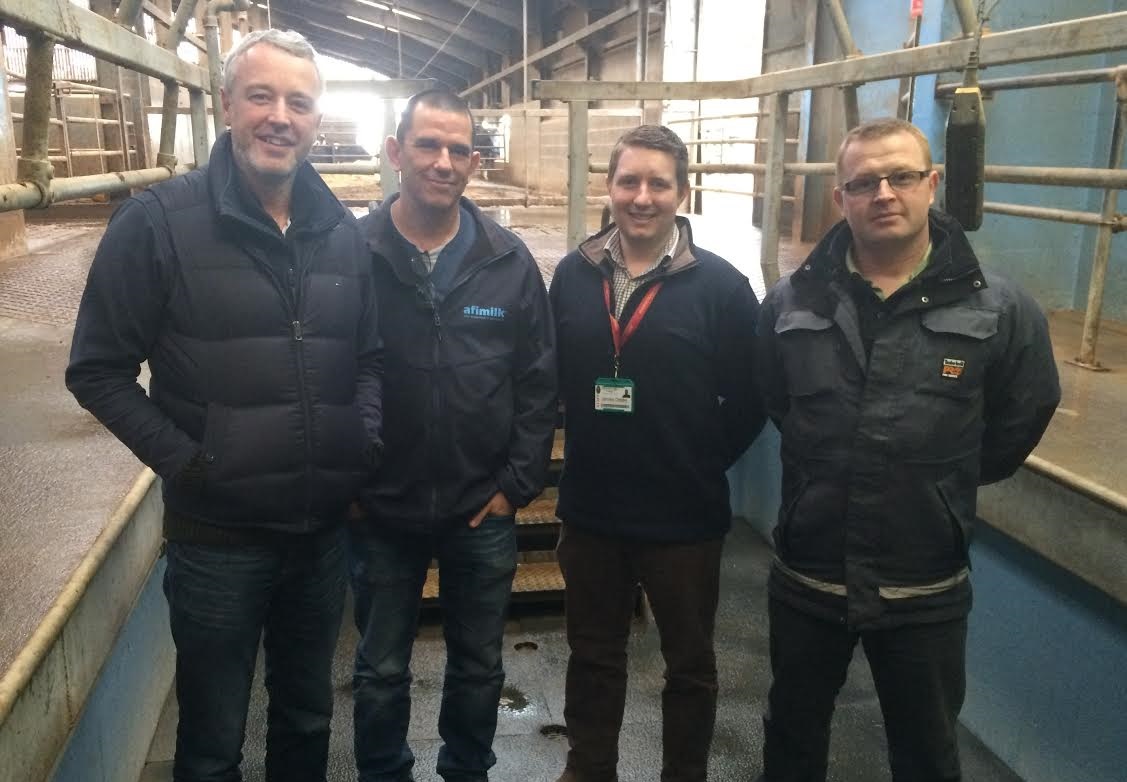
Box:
[222,29,323,95]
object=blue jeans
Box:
[162,528,347,782]
[349,516,518,782]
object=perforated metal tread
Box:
[422,560,565,601]
[516,489,559,527]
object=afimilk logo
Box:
[463,305,507,320]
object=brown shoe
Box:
[553,769,578,782]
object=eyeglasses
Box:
[839,170,930,196]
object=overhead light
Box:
[346,15,398,34]
[392,8,422,20]
[353,0,391,10]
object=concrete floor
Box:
[141,521,1022,782]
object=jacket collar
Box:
[577,215,699,278]
[363,193,520,288]
[206,131,347,239]
[792,209,986,311]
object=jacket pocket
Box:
[915,307,998,399]
[774,309,838,396]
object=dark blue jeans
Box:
[349,516,518,782]
[762,596,967,782]
[162,528,347,782]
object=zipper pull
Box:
[292,320,303,341]
[433,311,443,341]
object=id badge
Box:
[594,377,634,414]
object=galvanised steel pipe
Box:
[936,67,1123,96]
[1077,77,1127,368]
[0,165,190,211]
[17,31,56,189]
[158,82,181,165]
[982,201,1124,230]
[204,1,251,141]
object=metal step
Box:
[422,560,565,603]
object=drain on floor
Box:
[514,640,539,651]
[539,724,567,738]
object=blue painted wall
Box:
[964,524,1127,782]
[50,560,172,782]
[844,0,1127,321]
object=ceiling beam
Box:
[292,0,491,66]
[272,6,478,81]
[460,1,639,97]
[301,29,468,89]
[446,0,521,29]
[382,0,511,53]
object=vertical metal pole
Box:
[17,32,55,190]
[380,99,399,199]
[1075,77,1127,369]
[567,100,590,251]
[158,82,181,165]
[55,91,73,177]
[760,91,788,288]
[205,6,226,141]
[635,1,649,117]
[523,0,530,207]
[115,68,132,170]
[842,86,861,129]
[189,88,210,164]
[953,0,978,36]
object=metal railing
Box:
[535,10,1127,369]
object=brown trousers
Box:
[557,523,725,782]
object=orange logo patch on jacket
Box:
[942,358,965,379]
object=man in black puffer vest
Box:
[66,30,381,782]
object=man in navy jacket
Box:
[66,30,381,782]
[350,89,557,782]
[550,125,764,782]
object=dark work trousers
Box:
[556,522,724,782]
[762,596,967,782]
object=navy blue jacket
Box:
[550,218,765,543]
[756,209,1060,629]
[357,196,557,532]
[66,133,382,535]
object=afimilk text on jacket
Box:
[358,195,557,532]
[550,217,765,543]
[66,132,382,535]
[756,208,1060,630]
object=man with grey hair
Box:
[67,29,381,781]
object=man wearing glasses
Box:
[351,89,556,782]
[754,118,1060,781]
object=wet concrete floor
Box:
[142,521,1022,782]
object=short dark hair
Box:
[396,89,475,144]
[608,125,690,192]
[836,118,933,180]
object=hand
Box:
[468,491,515,528]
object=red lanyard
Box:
[603,278,663,377]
